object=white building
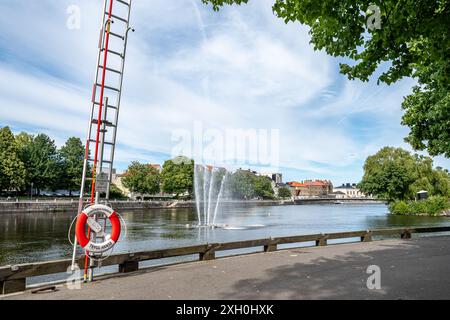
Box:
[333,183,366,198]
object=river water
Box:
[1,203,450,267]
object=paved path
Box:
[3,236,450,300]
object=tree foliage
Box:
[161,157,194,197]
[229,170,275,199]
[202,0,450,157]
[278,186,292,199]
[59,137,85,194]
[108,183,126,199]
[229,170,256,199]
[1,128,90,195]
[21,134,62,194]
[122,161,161,195]
[253,175,275,199]
[359,147,450,201]
[0,127,26,192]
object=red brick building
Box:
[287,180,333,197]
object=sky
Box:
[0,0,449,185]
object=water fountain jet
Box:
[194,164,228,228]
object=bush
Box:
[390,196,450,216]
[409,200,428,215]
[108,184,127,200]
[424,196,450,216]
[389,201,410,215]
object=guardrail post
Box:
[200,244,216,261]
[264,240,277,253]
[1,278,26,295]
[401,230,412,239]
[361,231,373,242]
[316,234,328,247]
[119,260,139,273]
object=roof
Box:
[335,184,357,190]
[304,181,327,187]
[330,191,346,195]
[288,180,332,188]
[288,182,306,188]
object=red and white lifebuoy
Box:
[75,204,121,254]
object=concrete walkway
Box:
[3,236,450,300]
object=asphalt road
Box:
[3,236,450,300]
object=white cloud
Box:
[1,0,449,184]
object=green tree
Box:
[122,161,161,195]
[406,155,450,198]
[15,132,33,157]
[229,170,256,199]
[108,183,126,199]
[359,147,418,201]
[161,157,194,197]
[203,0,450,157]
[59,137,85,195]
[20,134,62,194]
[212,167,227,194]
[0,127,26,193]
[228,170,275,199]
[359,147,450,201]
[430,167,450,197]
[278,186,292,199]
[15,132,33,192]
[253,175,275,199]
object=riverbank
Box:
[0,198,386,213]
[391,210,450,217]
[0,199,282,213]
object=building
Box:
[258,172,283,196]
[271,173,283,184]
[111,171,131,198]
[304,180,333,196]
[333,183,365,198]
[148,164,162,172]
[328,191,346,199]
[111,164,166,200]
[287,180,333,197]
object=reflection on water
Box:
[1,204,449,265]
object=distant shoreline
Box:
[0,198,387,213]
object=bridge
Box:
[294,197,386,205]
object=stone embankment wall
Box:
[0,200,290,213]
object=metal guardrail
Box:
[1,226,450,295]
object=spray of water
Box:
[194,165,228,227]
[212,172,227,225]
[193,163,202,225]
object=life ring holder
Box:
[75,204,121,254]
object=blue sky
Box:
[0,0,449,185]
